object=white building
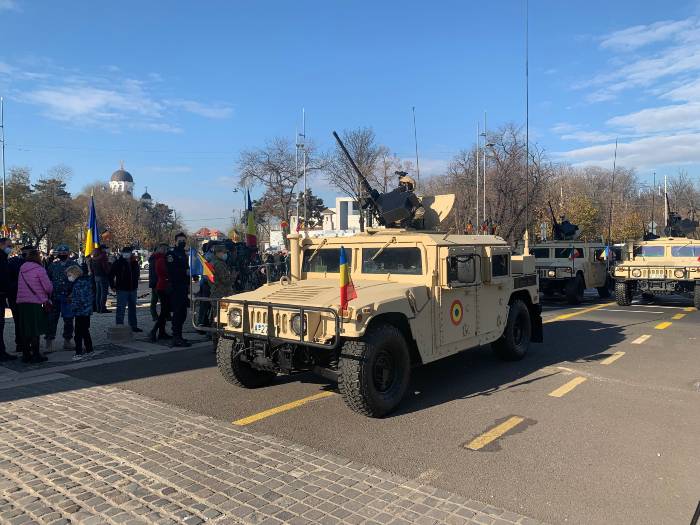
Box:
[324,196,361,231]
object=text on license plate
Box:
[253,322,268,335]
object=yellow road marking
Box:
[543,302,615,324]
[671,313,686,320]
[654,321,672,330]
[600,351,625,365]
[233,391,335,426]
[548,377,587,398]
[465,416,525,451]
[684,307,697,312]
[631,334,651,345]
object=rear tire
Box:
[615,281,633,306]
[338,324,411,418]
[216,338,276,388]
[565,275,585,305]
[694,282,700,309]
[492,300,531,361]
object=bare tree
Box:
[323,127,382,231]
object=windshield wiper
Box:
[371,236,397,261]
[306,238,328,263]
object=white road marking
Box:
[631,334,651,345]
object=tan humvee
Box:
[614,237,700,307]
[202,217,543,418]
[529,241,613,304]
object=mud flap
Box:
[530,304,543,343]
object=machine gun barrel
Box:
[547,201,560,239]
[332,131,380,218]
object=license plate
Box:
[252,322,268,335]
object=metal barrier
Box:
[191,296,341,350]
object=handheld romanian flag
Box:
[197,252,215,284]
[246,189,257,248]
[84,195,100,257]
[339,246,357,311]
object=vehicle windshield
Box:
[362,247,423,275]
[671,245,700,257]
[634,245,664,257]
[532,248,550,259]
[554,247,583,259]
[302,248,350,273]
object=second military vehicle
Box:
[196,132,543,417]
[614,209,699,308]
[531,204,612,304]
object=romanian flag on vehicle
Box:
[339,246,357,311]
[246,189,257,248]
[197,252,215,283]
[84,194,100,257]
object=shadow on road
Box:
[390,319,625,417]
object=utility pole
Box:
[651,171,655,235]
[0,97,6,231]
[664,174,668,227]
[476,122,480,230]
[607,138,618,251]
[483,111,487,223]
[524,0,530,239]
[295,127,300,226]
[412,106,420,187]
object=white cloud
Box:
[600,18,696,51]
[167,99,233,119]
[0,0,19,12]
[560,130,618,143]
[607,102,700,133]
[557,133,700,169]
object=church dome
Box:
[141,190,152,201]
[111,169,134,183]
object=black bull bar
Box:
[191,297,342,350]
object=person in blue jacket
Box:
[66,265,93,360]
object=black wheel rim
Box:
[373,349,396,393]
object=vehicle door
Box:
[588,247,608,287]
[478,246,512,342]
[435,246,479,356]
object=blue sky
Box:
[2,0,700,231]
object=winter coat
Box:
[7,256,25,304]
[154,252,170,292]
[17,261,53,305]
[0,250,8,298]
[89,252,111,278]
[109,257,140,292]
[47,259,73,296]
[69,276,93,317]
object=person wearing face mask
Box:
[45,244,75,352]
[166,232,191,347]
[109,246,142,333]
[66,265,93,360]
[0,238,17,361]
[210,244,235,301]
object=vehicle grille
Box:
[262,285,334,303]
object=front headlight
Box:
[290,314,307,336]
[673,269,686,278]
[228,308,242,328]
[631,269,642,278]
[547,270,556,277]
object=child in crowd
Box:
[66,265,93,360]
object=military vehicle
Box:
[530,203,611,304]
[614,207,699,307]
[194,132,543,418]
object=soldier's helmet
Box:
[55,244,70,254]
[397,171,416,191]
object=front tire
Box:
[565,275,585,304]
[216,338,276,388]
[492,300,531,361]
[694,282,700,309]
[615,281,633,306]
[338,324,411,418]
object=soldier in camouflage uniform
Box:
[210,244,236,300]
[45,244,75,351]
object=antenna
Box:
[412,106,420,187]
[524,0,530,238]
[651,171,655,235]
[302,108,307,225]
[483,111,487,223]
[607,138,618,251]
[476,122,480,229]
[295,126,300,226]
[0,97,5,230]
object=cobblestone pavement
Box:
[0,377,545,525]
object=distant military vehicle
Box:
[530,203,611,304]
[614,205,699,307]
[194,132,543,418]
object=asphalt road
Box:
[65,293,700,525]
